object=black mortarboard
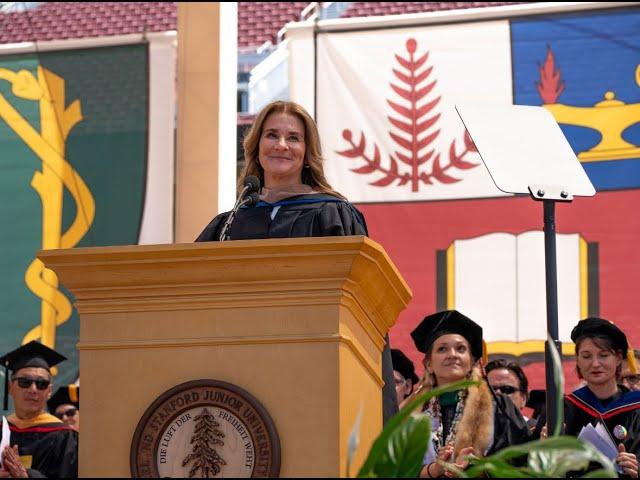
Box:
[570,317,628,357]
[525,389,546,419]
[410,310,483,360]
[0,341,66,411]
[48,384,79,413]
[391,349,419,385]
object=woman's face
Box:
[576,338,621,387]
[394,371,413,405]
[55,403,79,431]
[425,334,473,386]
[258,112,306,188]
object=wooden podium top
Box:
[39,236,412,349]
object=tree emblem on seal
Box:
[336,38,479,192]
[182,408,226,477]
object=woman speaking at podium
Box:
[195,100,398,422]
[196,100,367,241]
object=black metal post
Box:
[543,199,562,435]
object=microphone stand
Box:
[218,191,259,241]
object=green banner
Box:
[0,43,148,397]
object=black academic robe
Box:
[533,386,640,477]
[487,394,533,454]
[196,193,399,424]
[195,193,368,241]
[7,413,78,478]
[565,385,640,458]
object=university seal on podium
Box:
[130,380,280,477]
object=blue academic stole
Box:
[567,386,640,419]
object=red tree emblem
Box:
[336,38,479,192]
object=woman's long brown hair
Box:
[239,101,345,199]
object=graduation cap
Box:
[391,349,419,385]
[0,341,67,411]
[570,317,629,357]
[525,389,546,419]
[48,384,79,413]
[410,310,483,361]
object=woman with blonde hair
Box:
[196,100,398,423]
[410,310,530,478]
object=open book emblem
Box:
[436,230,599,357]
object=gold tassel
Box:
[482,340,488,365]
[627,349,638,374]
[69,384,78,404]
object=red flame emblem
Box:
[336,38,479,192]
[536,45,564,104]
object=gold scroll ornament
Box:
[0,66,95,365]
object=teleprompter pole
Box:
[453,103,595,437]
[543,199,563,435]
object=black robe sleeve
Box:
[381,337,398,425]
[194,212,230,242]
[487,394,532,455]
[317,201,369,236]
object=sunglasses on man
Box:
[492,385,521,395]
[623,374,640,385]
[12,377,51,390]
[55,407,78,419]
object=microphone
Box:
[218,176,261,241]
[240,175,260,199]
[241,191,260,207]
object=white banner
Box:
[317,21,514,202]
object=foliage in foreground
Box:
[349,339,617,478]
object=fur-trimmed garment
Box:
[454,372,495,457]
[420,367,531,465]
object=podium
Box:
[38,236,412,477]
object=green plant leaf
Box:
[547,334,565,437]
[465,436,616,478]
[372,414,431,478]
[357,379,476,478]
[353,368,617,478]
[536,436,615,477]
